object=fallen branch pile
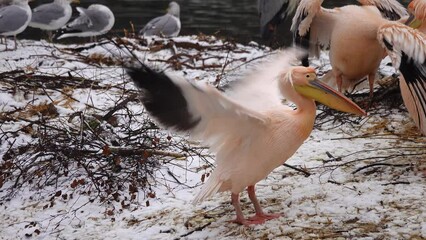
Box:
[0,39,220,206]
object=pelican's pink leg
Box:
[368,72,375,98]
[247,185,281,223]
[336,73,343,93]
[230,193,252,226]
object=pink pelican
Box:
[291,0,408,95]
[127,50,366,225]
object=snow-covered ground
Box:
[0,37,425,240]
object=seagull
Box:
[291,0,408,96]
[0,0,31,50]
[126,49,365,225]
[139,1,181,38]
[0,0,11,44]
[28,0,79,41]
[55,4,114,41]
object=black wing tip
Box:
[399,52,426,128]
[126,64,201,132]
[126,66,147,89]
[125,65,150,79]
[126,64,161,76]
[126,64,170,89]
[378,7,404,21]
[382,38,393,52]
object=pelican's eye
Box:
[305,73,316,80]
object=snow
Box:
[0,36,425,239]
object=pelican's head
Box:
[406,0,425,29]
[288,67,366,116]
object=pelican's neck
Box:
[279,75,317,133]
[284,86,316,116]
[418,24,426,34]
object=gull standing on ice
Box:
[139,1,181,37]
[29,0,79,41]
[55,4,114,41]
[127,49,366,225]
[0,0,11,44]
[0,0,31,50]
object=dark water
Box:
[22,0,411,45]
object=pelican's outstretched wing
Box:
[358,0,408,20]
[127,65,271,149]
[226,49,302,113]
[127,50,298,154]
[291,0,335,66]
[378,23,426,134]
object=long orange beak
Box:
[294,79,366,116]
